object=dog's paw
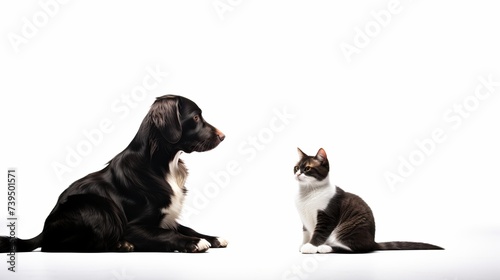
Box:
[116,241,135,252]
[214,237,228,248]
[317,244,333,254]
[205,237,228,248]
[300,243,318,254]
[193,239,211,253]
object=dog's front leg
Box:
[177,224,228,248]
[124,225,210,253]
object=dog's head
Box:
[149,95,225,153]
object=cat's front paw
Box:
[317,244,333,253]
[300,243,318,254]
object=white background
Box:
[1,1,500,279]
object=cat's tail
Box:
[376,241,443,250]
[0,233,43,253]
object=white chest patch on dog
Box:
[160,151,188,229]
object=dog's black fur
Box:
[0,95,227,253]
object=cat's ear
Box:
[315,148,328,163]
[297,148,307,159]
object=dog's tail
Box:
[376,241,443,250]
[0,233,43,253]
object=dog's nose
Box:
[216,129,225,141]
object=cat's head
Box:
[294,148,330,187]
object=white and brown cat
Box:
[294,148,443,254]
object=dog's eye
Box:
[193,115,200,122]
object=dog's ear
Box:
[150,96,182,143]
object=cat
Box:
[294,147,443,253]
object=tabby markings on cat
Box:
[294,147,443,254]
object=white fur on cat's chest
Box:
[295,184,336,233]
[160,151,187,229]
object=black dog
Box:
[0,95,227,253]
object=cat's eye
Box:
[294,166,299,173]
[193,115,200,122]
[304,166,311,172]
